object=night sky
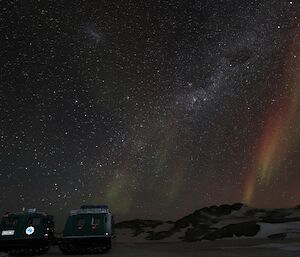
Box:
[1,0,300,225]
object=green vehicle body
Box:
[0,209,54,255]
[59,205,114,254]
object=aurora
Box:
[244,25,300,205]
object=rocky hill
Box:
[115,203,300,242]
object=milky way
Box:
[1,0,300,226]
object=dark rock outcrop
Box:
[115,203,300,242]
[115,219,164,237]
[268,233,287,240]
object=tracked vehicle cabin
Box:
[59,205,114,254]
[0,209,54,255]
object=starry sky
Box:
[1,0,300,226]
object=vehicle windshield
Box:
[77,218,85,227]
[91,217,101,226]
[1,217,18,227]
[27,217,41,226]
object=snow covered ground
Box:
[256,221,300,239]
[1,239,300,257]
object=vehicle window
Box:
[28,218,41,226]
[77,218,85,227]
[2,217,18,227]
[91,217,100,226]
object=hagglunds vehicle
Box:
[0,209,54,255]
[59,205,114,254]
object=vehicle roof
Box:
[69,209,110,216]
[3,212,51,218]
[69,205,110,216]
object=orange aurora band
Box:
[243,28,300,205]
